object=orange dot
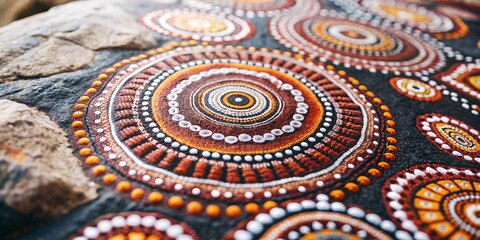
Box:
[386,145,397,153]
[130,188,145,200]
[130,57,139,61]
[359,85,368,91]
[187,201,203,215]
[245,203,260,214]
[106,68,116,73]
[79,148,92,156]
[387,137,397,145]
[368,168,381,178]
[384,153,396,161]
[338,70,346,76]
[74,130,87,138]
[147,235,160,240]
[72,121,84,128]
[188,40,197,45]
[168,196,184,209]
[345,182,359,193]
[138,54,147,59]
[378,162,390,170]
[92,81,103,87]
[74,104,87,110]
[366,91,375,98]
[92,165,106,175]
[383,112,393,119]
[72,111,84,118]
[113,63,122,68]
[116,181,132,193]
[103,173,117,185]
[380,105,390,112]
[85,156,100,165]
[357,176,371,186]
[128,232,146,240]
[147,192,164,204]
[79,96,90,102]
[226,205,242,218]
[77,137,90,145]
[330,190,345,200]
[86,88,97,94]
[206,205,221,217]
[386,128,396,136]
[386,120,396,127]
[98,74,108,80]
[121,59,131,65]
[326,65,335,70]
[373,98,382,104]
[263,201,278,211]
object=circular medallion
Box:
[69,212,199,240]
[435,63,480,102]
[389,77,442,102]
[417,114,480,163]
[182,0,318,18]
[383,164,480,239]
[70,43,396,209]
[226,198,417,240]
[141,9,255,43]
[269,11,446,74]
[340,0,469,39]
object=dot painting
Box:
[71,42,397,213]
[389,77,442,102]
[226,197,417,240]
[69,212,200,240]
[269,10,446,75]
[383,165,480,240]
[435,62,480,103]
[416,113,480,163]
[141,9,255,43]
[334,0,469,39]
[181,0,319,18]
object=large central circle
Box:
[152,63,323,155]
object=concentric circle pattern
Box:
[69,212,200,240]
[435,63,480,102]
[383,165,480,239]
[269,10,446,74]
[181,0,318,18]
[226,197,417,240]
[346,0,469,39]
[141,9,255,43]
[71,44,396,205]
[417,114,480,163]
[389,77,442,102]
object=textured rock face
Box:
[0,1,157,82]
[0,99,97,218]
[0,0,77,27]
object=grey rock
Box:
[0,99,97,218]
[0,1,158,82]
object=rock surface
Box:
[0,99,97,218]
[0,0,76,27]
[0,1,158,82]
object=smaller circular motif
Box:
[383,164,480,239]
[226,196,416,240]
[416,114,480,163]
[333,0,468,39]
[269,10,446,75]
[389,77,442,102]
[435,63,480,103]
[69,212,200,240]
[142,9,255,43]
